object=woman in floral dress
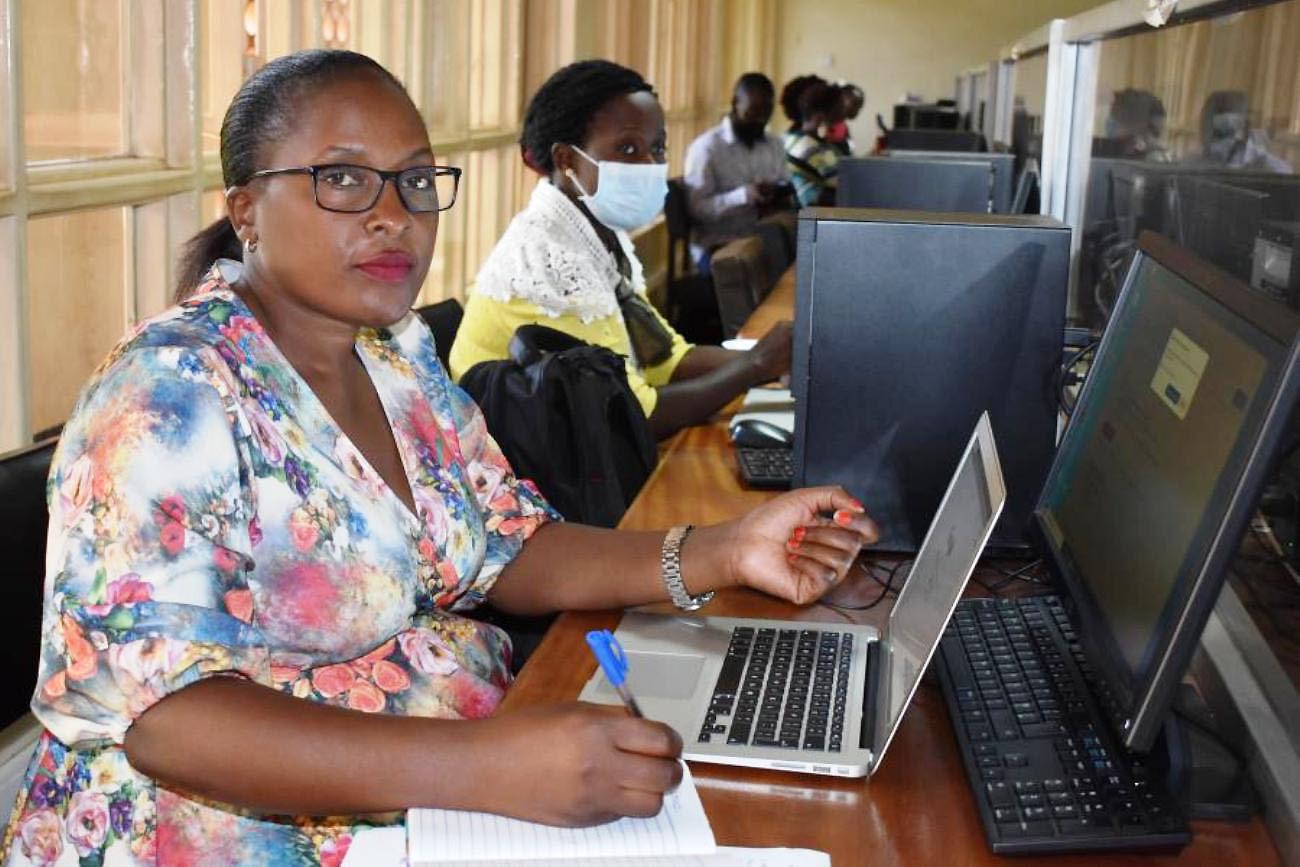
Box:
[3,50,878,867]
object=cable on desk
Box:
[1057,340,1100,419]
[972,558,1046,595]
[819,559,911,613]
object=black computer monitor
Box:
[1107,161,1177,242]
[1035,231,1300,752]
[1166,176,1267,283]
[1011,164,1040,215]
[884,129,986,152]
[792,208,1070,553]
[886,150,1014,214]
[837,157,993,214]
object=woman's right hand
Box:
[477,702,683,827]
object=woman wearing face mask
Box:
[784,82,846,208]
[448,60,792,440]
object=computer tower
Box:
[791,208,1070,552]
[1252,220,1299,309]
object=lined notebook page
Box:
[408,763,717,864]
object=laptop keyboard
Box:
[698,626,852,752]
[936,596,1190,854]
[736,447,794,489]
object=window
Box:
[25,207,130,432]
[23,0,125,163]
[1076,1,1300,327]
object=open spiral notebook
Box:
[341,764,828,866]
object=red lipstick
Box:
[356,251,414,283]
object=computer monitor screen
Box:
[1036,231,1300,751]
[886,151,1014,214]
[837,157,992,214]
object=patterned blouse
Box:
[2,262,557,867]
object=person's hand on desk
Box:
[479,703,683,827]
[719,486,879,605]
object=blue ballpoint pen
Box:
[586,629,643,718]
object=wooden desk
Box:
[499,266,1280,866]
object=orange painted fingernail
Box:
[787,538,802,551]
[848,497,864,511]
[792,526,807,543]
[834,509,854,527]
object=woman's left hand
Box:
[720,486,879,606]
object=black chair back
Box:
[415,298,465,371]
[665,177,692,287]
[0,438,57,729]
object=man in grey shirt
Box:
[683,73,791,273]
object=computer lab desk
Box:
[496,267,1282,866]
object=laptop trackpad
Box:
[591,651,705,700]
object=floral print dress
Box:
[2,262,557,867]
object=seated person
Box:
[682,72,792,274]
[450,60,793,441]
[1095,88,1169,161]
[1198,90,1293,174]
[827,82,864,156]
[2,50,878,865]
[779,74,827,136]
[784,82,846,207]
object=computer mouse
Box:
[730,418,794,448]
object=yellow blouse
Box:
[449,291,692,416]
[447,179,693,416]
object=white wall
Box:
[776,0,1101,146]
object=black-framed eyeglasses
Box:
[246,163,463,213]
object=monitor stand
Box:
[1147,684,1259,821]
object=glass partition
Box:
[1010,51,1049,178]
[1078,1,1300,327]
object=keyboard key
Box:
[986,782,1015,808]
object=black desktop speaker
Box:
[791,208,1069,553]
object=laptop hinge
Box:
[860,639,882,751]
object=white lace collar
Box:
[472,179,645,323]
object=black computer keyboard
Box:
[700,626,854,751]
[736,447,794,489]
[936,596,1190,855]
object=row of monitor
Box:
[1090,159,1300,307]
[789,207,1300,758]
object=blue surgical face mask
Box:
[565,146,668,232]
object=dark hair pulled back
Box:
[174,49,414,299]
[519,59,655,176]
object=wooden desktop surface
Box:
[498,267,1280,866]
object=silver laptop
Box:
[579,412,1006,777]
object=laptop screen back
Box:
[873,416,1006,770]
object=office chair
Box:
[415,298,464,371]
[755,220,792,297]
[664,177,723,344]
[711,235,771,339]
[0,437,57,730]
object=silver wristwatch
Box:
[661,524,714,611]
